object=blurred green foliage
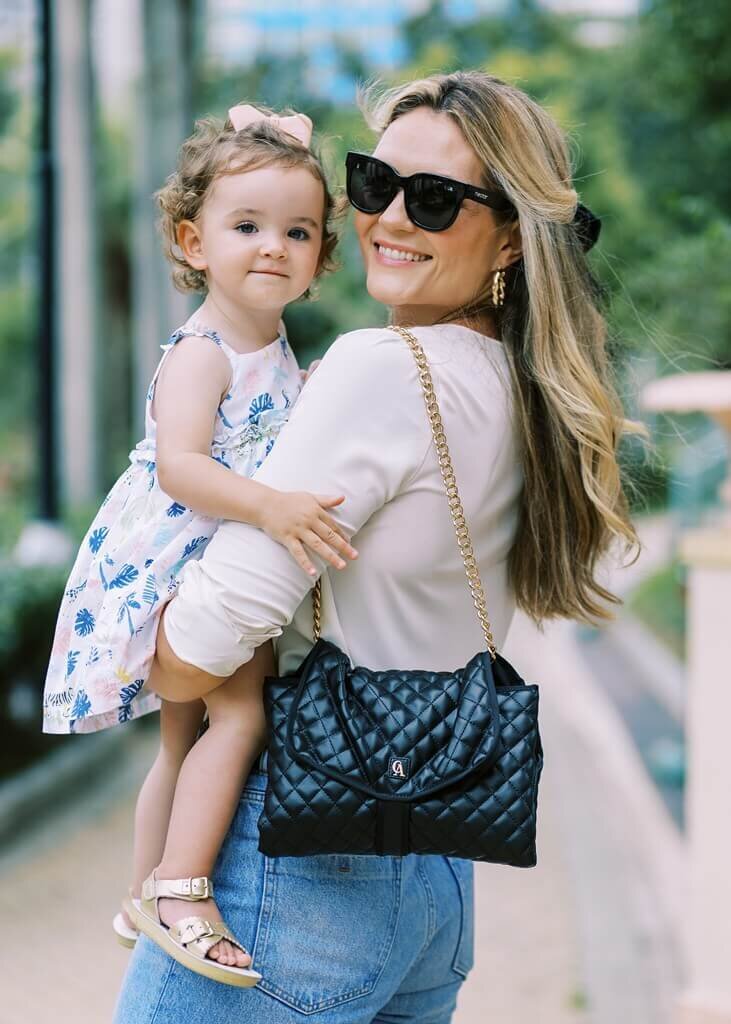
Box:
[195,0,731,376]
[95,119,134,488]
[1,0,727,780]
[0,563,66,689]
[0,45,34,549]
[627,560,686,659]
[2,0,730,545]
[0,562,68,776]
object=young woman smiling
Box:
[115,71,637,1024]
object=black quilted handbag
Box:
[258,326,543,867]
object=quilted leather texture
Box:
[258,640,543,867]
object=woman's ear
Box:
[499,218,522,268]
[177,220,207,271]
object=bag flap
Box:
[285,640,503,802]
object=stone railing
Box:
[643,371,731,1024]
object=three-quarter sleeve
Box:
[163,328,432,677]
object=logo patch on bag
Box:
[388,756,411,780]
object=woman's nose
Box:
[259,235,287,259]
[378,188,414,232]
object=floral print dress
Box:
[42,323,302,734]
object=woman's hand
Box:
[259,492,358,576]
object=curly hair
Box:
[156,105,339,295]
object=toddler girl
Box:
[42,104,356,986]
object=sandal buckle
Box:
[191,876,211,898]
[193,919,214,939]
[178,918,214,944]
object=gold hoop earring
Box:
[492,268,506,308]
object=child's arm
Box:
[154,336,356,575]
[300,358,321,385]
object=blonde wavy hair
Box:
[362,71,640,624]
[156,105,338,295]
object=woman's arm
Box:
[155,328,431,691]
[154,336,354,574]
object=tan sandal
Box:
[112,891,139,949]
[133,870,261,988]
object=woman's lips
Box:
[373,242,432,267]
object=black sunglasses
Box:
[345,151,514,232]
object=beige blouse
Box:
[164,323,523,677]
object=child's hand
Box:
[260,492,358,576]
[300,359,322,385]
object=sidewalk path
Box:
[2,698,590,1024]
[455,689,590,1024]
[1,600,683,1023]
[455,611,684,1024]
[0,726,155,1024]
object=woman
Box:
[115,70,637,1024]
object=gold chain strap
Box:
[312,572,322,640]
[312,324,497,660]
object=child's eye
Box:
[235,222,257,234]
[288,227,311,241]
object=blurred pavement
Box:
[0,590,683,1023]
[455,609,684,1024]
[0,726,154,1024]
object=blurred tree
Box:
[130,0,199,436]
[0,48,19,135]
[53,0,100,506]
[396,1,731,368]
[403,0,575,64]
[611,0,731,366]
[624,0,731,219]
[0,45,34,545]
[198,52,313,119]
[96,119,133,487]
[5,0,731,552]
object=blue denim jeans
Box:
[114,771,474,1023]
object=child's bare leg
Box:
[131,699,206,893]
[123,698,205,927]
[155,641,274,967]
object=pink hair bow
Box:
[228,103,313,148]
